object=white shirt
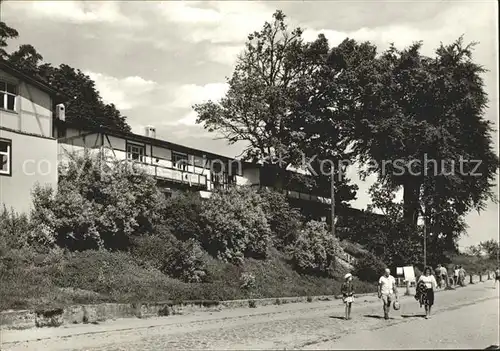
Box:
[379,275,396,295]
[418,274,437,289]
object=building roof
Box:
[0,59,67,102]
[56,119,245,162]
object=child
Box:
[341,273,355,320]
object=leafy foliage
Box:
[131,226,207,283]
[163,191,204,241]
[348,37,498,234]
[193,11,357,204]
[200,187,272,264]
[466,240,500,260]
[0,21,18,59]
[0,206,31,252]
[1,21,129,131]
[354,252,387,282]
[288,220,341,276]
[30,151,164,250]
[258,188,303,248]
[479,240,500,260]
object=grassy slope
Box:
[0,247,376,311]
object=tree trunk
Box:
[403,177,421,228]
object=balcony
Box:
[136,163,207,187]
[257,186,332,205]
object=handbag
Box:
[344,296,354,303]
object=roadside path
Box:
[1,282,498,350]
[305,296,499,350]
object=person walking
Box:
[435,264,447,289]
[378,268,398,320]
[458,266,466,286]
[341,273,355,320]
[435,264,442,289]
[494,267,500,288]
[440,264,449,289]
[417,266,437,319]
[453,265,460,287]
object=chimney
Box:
[145,125,156,138]
[55,103,65,121]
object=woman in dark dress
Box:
[417,267,437,319]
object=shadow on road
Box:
[484,345,499,350]
[401,314,425,319]
[329,316,346,320]
[363,314,385,319]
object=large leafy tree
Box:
[193,10,356,205]
[1,21,130,132]
[350,38,499,236]
[0,21,18,59]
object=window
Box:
[0,80,17,112]
[57,126,67,138]
[126,142,145,162]
[172,151,188,169]
[193,155,207,168]
[0,139,12,176]
[229,160,242,176]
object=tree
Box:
[30,150,164,251]
[3,23,130,132]
[163,191,204,241]
[6,44,42,76]
[288,220,341,276]
[0,21,18,59]
[354,252,386,282]
[465,245,483,258]
[40,63,130,131]
[479,239,499,260]
[193,10,356,207]
[350,38,499,239]
[199,187,271,263]
[258,188,303,249]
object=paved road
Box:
[1,282,498,350]
[304,296,499,350]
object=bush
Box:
[340,240,370,258]
[354,252,386,282]
[259,189,303,249]
[30,151,165,251]
[240,272,256,290]
[288,221,341,277]
[0,206,31,252]
[131,227,207,283]
[163,192,204,241]
[200,187,272,264]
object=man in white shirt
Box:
[378,268,398,319]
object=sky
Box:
[1,0,498,249]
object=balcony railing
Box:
[257,186,332,205]
[135,163,207,187]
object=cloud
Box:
[158,2,274,44]
[206,45,244,66]
[302,2,493,56]
[169,83,229,110]
[156,83,229,126]
[175,111,198,127]
[158,2,223,24]
[85,71,158,110]
[5,1,140,26]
